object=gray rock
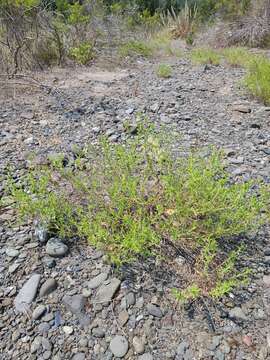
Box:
[78,314,91,327]
[63,295,86,314]
[214,350,225,360]
[42,337,52,351]
[30,336,42,353]
[79,337,88,347]
[184,349,194,360]
[32,305,46,320]
[8,263,20,273]
[43,312,54,322]
[232,104,251,113]
[229,307,247,321]
[94,278,121,304]
[109,134,120,142]
[6,248,19,257]
[87,272,108,289]
[92,327,105,338]
[91,250,103,260]
[177,341,189,356]
[34,224,50,243]
[146,304,163,318]
[43,350,52,360]
[126,292,136,307]
[208,336,222,351]
[263,275,270,287]
[150,102,160,112]
[63,325,74,335]
[43,257,56,268]
[138,354,153,360]
[109,335,129,358]
[72,353,85,360]
[39,278,57,297]
[14,273,41,312]
[38,322,51,334]
[126,107,134,115]
[132,336,145,354]
[46,238,68,257]
[118,310,129,326]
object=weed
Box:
[191,48,221,65]
[69,42,95,65]
[6,121,270,302]
[156,63,172,78]
[118,40,153,58]
[244,55,270,105]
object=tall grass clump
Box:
[118,40,153,58]
[191,48,221,65]
[222,47,251,67]
[244,55,270,105]
[5,121,269,301]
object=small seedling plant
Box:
[5,121,269,302]
[156,63,172,78]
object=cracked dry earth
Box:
[1,55,270,360]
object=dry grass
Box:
[216,0,270,47]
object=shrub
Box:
[191,48,221,65]
[156,63,172,78]
[118,40,153,58]
[5,122,270,302]
[69,41,95,64]
[244,55,270,105]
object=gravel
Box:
[1,56,270,359]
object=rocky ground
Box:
[1,53,270,360]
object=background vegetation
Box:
[1,0,270,73]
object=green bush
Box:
[156,63,172,78]
[69,42,94,64]
[191,48,221,65]
[6,122,269,301]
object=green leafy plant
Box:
[67,2,90,26]
[156,63,172,78]
[191,48,221,65]
[5,121,270,301]
[69,41,94,64]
